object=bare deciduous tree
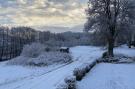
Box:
[85,0,135,57]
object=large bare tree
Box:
[85,0,135,57]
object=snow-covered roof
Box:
[60,47,69,49]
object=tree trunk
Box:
[108,38,114,57]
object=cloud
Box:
[0,0,87,27]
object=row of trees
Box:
[0,26,91,61]
[0,26,37,61]
[85,0,135,57]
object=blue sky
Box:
[0,0,88,27]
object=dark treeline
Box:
[0,26,134,61]
[0,26,91,61]
[0,26,37,61]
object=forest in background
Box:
[0,26,134,61]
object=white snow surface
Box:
[78,45,135,89]
[77,63,135,89]
[0,46,104,89]
[114,45,135,57]
[0,45,134,89]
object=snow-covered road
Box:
[0,46,104,89]
[77,63,135,89]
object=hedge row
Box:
[73,61,97,81]
[56,58,114,89]
[56,60,99,89]
[56,76,76,89]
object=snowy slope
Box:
[0,45,134,89]
[77,45,135,89]
[0,46,104,89]
[77,63,135,89]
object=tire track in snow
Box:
[0,62,73,87]
[0,46,103,89]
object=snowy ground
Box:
[0,46,104,89]
[0,45,134,89]
[77,63,135,89]
[114,45,135,57]
[77,45,135,89]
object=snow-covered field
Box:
[0,46,104,89]
[77,46,135,89]
[114,45,135,57]
[0,45,134,89]
[77,63,135,89]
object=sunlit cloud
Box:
[0,0,87,27]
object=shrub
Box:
[89,61,97,69]
[7,52,72,66]
[56,84,68,89]
[34,52,72,65]
[21,43,45,58]
[73,61,98,81]
[102,51,108,58]
[73,68,84,81]
[6,56,29,65]
[64,76,76,89]
[85,65,91,73]
[45,47,50,52]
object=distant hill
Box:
[70,24,84,32]
[33,24,84,33]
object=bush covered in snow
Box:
[73,61,98,81]
[7,42,72,66]
[64,76,76,89]
[7,52,72,66]
[56,84,68,89]
[21,43,45,58]
[57,76,76,89]
[73,68,85,81]
[28,52,72,66]
[99,54,135,63]
[7,56,30,65]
